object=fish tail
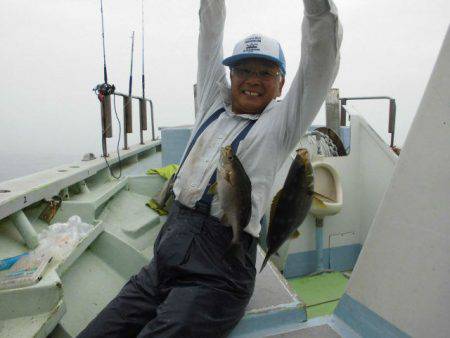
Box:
[260,255,271,273]
[223,242,245,262]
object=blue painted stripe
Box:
[283,244,362,278]
[335,293,411,338]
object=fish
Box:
[212,145,252,261]
[260,148,316,272]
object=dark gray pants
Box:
[78,201,257,338]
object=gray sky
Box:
[0,0,449,180]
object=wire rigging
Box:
[102,94,123,179]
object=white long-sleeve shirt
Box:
[173,0,342,238]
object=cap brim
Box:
[222,53,286,74]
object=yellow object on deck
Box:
[146,164,179,215]
[146,199,169,216]
[146,164,179,180]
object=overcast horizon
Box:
[1,0,449,182]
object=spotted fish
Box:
[261,148,315,272]
[213,146,252,261]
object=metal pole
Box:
[340,99,347,126]
[315,218,325,271]
[140,0,146,144]
[388,99,396,147]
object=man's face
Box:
[230,58,285,115]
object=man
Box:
[79,0,341,337]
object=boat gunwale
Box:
[0,141,161,221]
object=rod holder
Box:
[123,96,132,149]
[123,96,133,133]
[388,99,396,147]
[101,94,112,157]
[10,210,39,249]
[139,98,147,145]
[102,95,113,137]
[149,99,155,140]
[139,99,148,130]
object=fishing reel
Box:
[93,83,116,102]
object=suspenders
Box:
[178,107,226,170]
[176,107,256,215]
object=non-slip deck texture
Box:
[247,248,298,311]
[265,324,341,337]
[288,272,348,318]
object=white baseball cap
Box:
[223,34,286,75]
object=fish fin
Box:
[313,196,327,208]
[208,182,218,195]
[290,230,301,239]
[223,243,245,263]
[313,191,336,202]
[270,189,283,227]
[260,255,271,273]
[225,171,233,185]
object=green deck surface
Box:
[288,272,348,318]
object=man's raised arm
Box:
[196,0,227,122]
[276,0,343,152]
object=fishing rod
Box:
[140,0,148,144]
[129,31,135,98]
[141,0,145,100]
[101,0,108,85]
[93,0,122,179]
[123,31,135,150]
[94,0,115,99]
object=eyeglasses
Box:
[231,67,281,81]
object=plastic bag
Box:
[34,215,93,262]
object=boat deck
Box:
[0,142,313,338]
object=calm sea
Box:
[1,152,84,183]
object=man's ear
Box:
[276,77,285,97]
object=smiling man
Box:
[78,1,342,337]
[230,58,285,114]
